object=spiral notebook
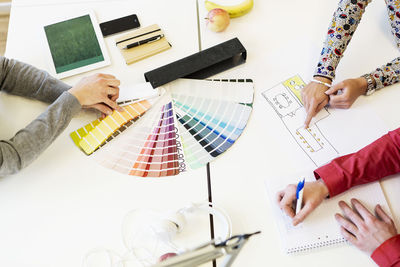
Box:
[265,171,392,254]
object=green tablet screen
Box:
[44,15,104,74]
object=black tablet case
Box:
[144,38,247,88]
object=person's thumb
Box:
[325,82,344,95]
[292,202,315,226]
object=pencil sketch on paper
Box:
[262,75,339,167]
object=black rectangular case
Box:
[144,38,247,88]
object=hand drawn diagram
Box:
[262,75,338,167]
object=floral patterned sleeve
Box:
[314,0,372,81]
[370,1,400,90]
[315,0,400,92]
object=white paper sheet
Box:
[262,75,389,167]
[262,75,394,254]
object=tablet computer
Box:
[43,11,110,79]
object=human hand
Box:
[325,78,367,109]
[335,198,398,255]
[68,73,123,116]
[301,76,332,128]
[277,180,329,226]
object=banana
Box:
[204,0,254,18]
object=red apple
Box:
[206,8,230,32]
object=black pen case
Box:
[144,38,247,88]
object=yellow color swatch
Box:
[70,119,101,147]
[70,100,151,155]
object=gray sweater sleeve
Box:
[0,56,71,102]
[0,57,81,176]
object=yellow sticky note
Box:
[283,75,306,104]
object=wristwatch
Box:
[361,74,376,96]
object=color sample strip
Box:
[92,95,171,176]
[169,78,254,104]
[93,121,153,175]
[174,100,239,143]
[170,80,254,166]
[71,79,255,178]
[78,100,151,155]
[129,102,179,177]
[156,102,179,176]
[70,118,101,147]
[172,96,214,169]
[174,95,223,159]
[174,101,242,157]
[177,114,221,157]
[129,105,164,177]
[179,133,212,169]
[200,103,251,158]
[173,92,252,167]
[174,94,250,142]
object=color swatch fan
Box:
[70,79,254,177]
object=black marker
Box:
[123,34,164,50]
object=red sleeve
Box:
[314,128,400,197]
[371,235,400,267]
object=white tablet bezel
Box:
[42,10,110,79]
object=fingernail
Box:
[107,111,112,115]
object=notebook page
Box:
[265,171,392,254]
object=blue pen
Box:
[295,178,305,215]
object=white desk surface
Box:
[3,0,400,266]
[197,0,400,266]
[2,1,214,267]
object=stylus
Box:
[123,34,164,49]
